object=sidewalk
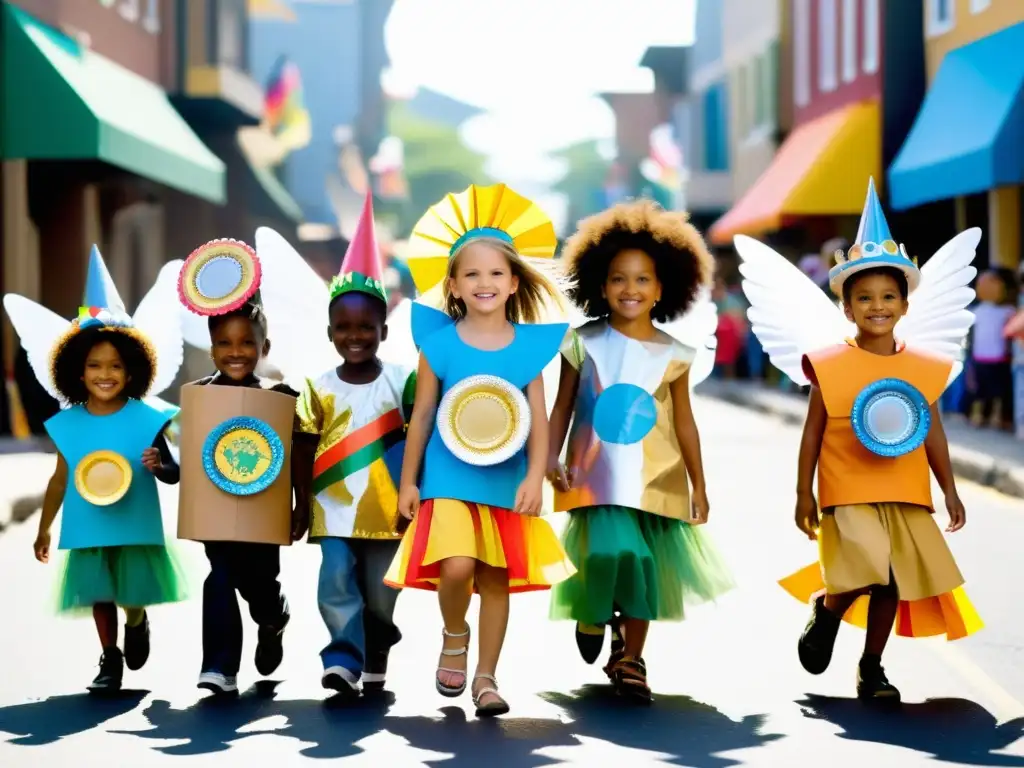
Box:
[697,379,1024,500]
[0,448,54,532]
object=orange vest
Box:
[804,342,952,510]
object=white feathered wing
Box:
[660,287,718,387]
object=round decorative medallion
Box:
[179,239,261,316]
[437,374,531,466]
[202,416,284,495]
[850,377,931,457]
[75,450,132,506]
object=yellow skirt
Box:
[384,498,577,593]
[779,502,983,640]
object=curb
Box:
[699,384,1024,501]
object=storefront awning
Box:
[888,21,1024,211]
[1,4,225,203]
[238,136,303,224]
[709,101,880,245]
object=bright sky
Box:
[384,0,696,230]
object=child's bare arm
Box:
[924,402,957,497]
[399,354,438,490]
[35,453,68,562]
[670,369,706,495]
[547,357,580,465]
[797,387,827,496]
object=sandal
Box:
[436,626,470,697]
[611,656,653,705]
[472,673,510,718]
[602,617,626,680]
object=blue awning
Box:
[888,21,1024,211]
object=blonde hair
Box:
[442,237,564,324]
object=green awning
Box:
[1,4,225,203]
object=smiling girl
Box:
[384,184,576,717]
[35,307,186,693]
[547,201,735,703]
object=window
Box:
[818,0,838,93]
[862,0,879,74]
[970,0,991,13]
[841,0,857,82]
[794,0,811,106]
[754,56,768,128]
[737,64,750,136]
[763,41,779,126]
[702,83,729,172]
[927,0,956,37]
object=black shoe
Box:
[255,612,289,677]
[798,596,841,675]
[362,649,389,693]
[575,622,606,665]
[88,647,124,693]
[857,656,901,705]
[124,612,150,671]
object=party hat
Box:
[83,245,125,313]
[854,177,894,246]
[329,192,388,304]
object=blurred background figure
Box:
[711,274,747,380]
[969,271,1016,429]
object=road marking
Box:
[925,637,1024,724]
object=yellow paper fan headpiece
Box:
[406,183,558,294]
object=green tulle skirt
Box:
[56,544,190,615]
[550,505,735,624]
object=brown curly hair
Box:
[50,322,158,404]
[561,199,715,322]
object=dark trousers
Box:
[201,541,289,675]
[971,360,1013,422]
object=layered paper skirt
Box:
[383,498,577,593]
[550,505,735,625]
[56,544,190,615]
[779,502,982,640]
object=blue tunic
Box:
[412,303,567,510]
[45,400,176,550]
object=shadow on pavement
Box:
[0,690,147,746]
[799,694,1024,765]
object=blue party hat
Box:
[854,178,893,246]
[83,245,125,313]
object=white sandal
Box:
[472,673,510,717]
[436,626,470,697]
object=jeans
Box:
[202,541,289,676]
[318,537,402,676]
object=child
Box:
[547,200,735,703]
[294,194,414,697]
[736,180,983,705]
[967,270,1014,428]
[34,306,187,692]
[178,239,311,696]
[384,183,576,717]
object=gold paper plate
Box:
[437,375,531,466]
[75,450,132,506]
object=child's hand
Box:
[514,474,543,516]
[291,503,309,542]
[945,492,967,532]
[34,530,50,563]
[690,486,710,524]
[141,447,162,474]
[795,492,819,540]
[398,485,420,520]
[546,458,572,491]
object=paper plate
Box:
[851,378,931,457]
[179,239,261,316]
[438,374,530,466]
[75,450,132,506]
[202,416,284,495]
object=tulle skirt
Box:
[56,544,190,614]
[550,505,735,624]
[384,498,577,593]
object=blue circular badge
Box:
[202,416,285,496]
[593,383,658,445]
[851,378,931,458]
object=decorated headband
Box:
[405,183,558,295]
[77,306,134,330]
[178,239,262,316]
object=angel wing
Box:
[660,287,718,387]
[734,235,854,386]
[133,260,185,397]
[2,294,68,403]
[255,227,337,384]
[897,228,981,383]
[378,297,418,366]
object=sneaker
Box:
[575,622,606,665]
[197,670,239,696]
[362,650,389,692]
[124,611,150,671]
[88,647,124,693]
[857,656,901,705]
[797,595,841,675]
[322,666,360,699]
[255,613,289,677]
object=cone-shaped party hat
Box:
[329,192,388,304]
[83,245,126,313]
[854,177,894,246]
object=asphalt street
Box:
[2,397,1023,767]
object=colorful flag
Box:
[264,55,311,152]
